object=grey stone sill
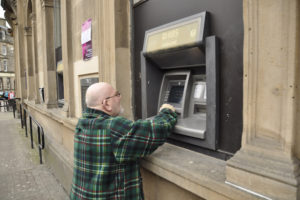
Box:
[24,100,77,131]
[141,143,259,200]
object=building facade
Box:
[1,0,299,199]
[0,18,14,97]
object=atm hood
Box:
[142,12,209,69]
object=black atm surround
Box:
[134,0,243,158]
[140,12,219,151]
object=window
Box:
[1,30,5,40]
[3,60,7,72]
[2,45,7,55]
[80,78,99,112]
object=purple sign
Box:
[81,19,92,60]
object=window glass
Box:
[2,45,6,55]
[2,31,5,40]
[3,60,7,72]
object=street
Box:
[0,111,69,200]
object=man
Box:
[8,91,14,100]
[70,82,177,199]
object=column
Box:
[15,18,27,100]
[30,12,40,104]
[41,0,57,108]
[98,0,116,85]
[98,0,133,119]
[12,20,22,100]
[114,0,133,120]
[226,0,300,200]
[24,26,35,101]
[60,0,73,117]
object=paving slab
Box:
[0,111,69,200]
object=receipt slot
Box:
[141,12,219,150]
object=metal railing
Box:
[0,98,9,112]
[10,98,19,118]
[21,105,45,164]
[0,98,18,118]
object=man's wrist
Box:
[159,104,175,112]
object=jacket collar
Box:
[83,107,111,118]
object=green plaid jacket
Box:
[70,107,177,200]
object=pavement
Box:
[0,111,69,200]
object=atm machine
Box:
[141,12,219,150]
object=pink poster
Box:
[81,18,92,60]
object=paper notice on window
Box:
[81,19,92,60]
[194,84,205,99]
[81,19,92,44]
[81,28,91,44]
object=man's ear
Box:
[102,99,112,112]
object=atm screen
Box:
[168,85,184,103]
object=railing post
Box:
[37,126,41,145]
[38,127,43,164]
[24,109,28,137]
[5,100,8,112]
[20,104,23,128]
[20,107,45,165]
[41,130,45,149]
[39,146,43,164]
[12,100,16,118]
[29,116,34,149]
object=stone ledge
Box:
[43,132,73,194]
[141,143,262,200]
[22,100,263,199]
[24,100,77,131]
[226,149,300,200]
[227,149,300,186]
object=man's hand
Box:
[159,104,175,112]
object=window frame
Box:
[1,30,5,40]
[3,60,7,72]
[2,45,7,55]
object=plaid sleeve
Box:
[110,108,177,163]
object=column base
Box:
[34,98,40,104]
[226,149,300,200]
[45,102,57,109]
[61,102,69,117]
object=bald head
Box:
[85,82,114,108]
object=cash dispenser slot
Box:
[141,11,219,150]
